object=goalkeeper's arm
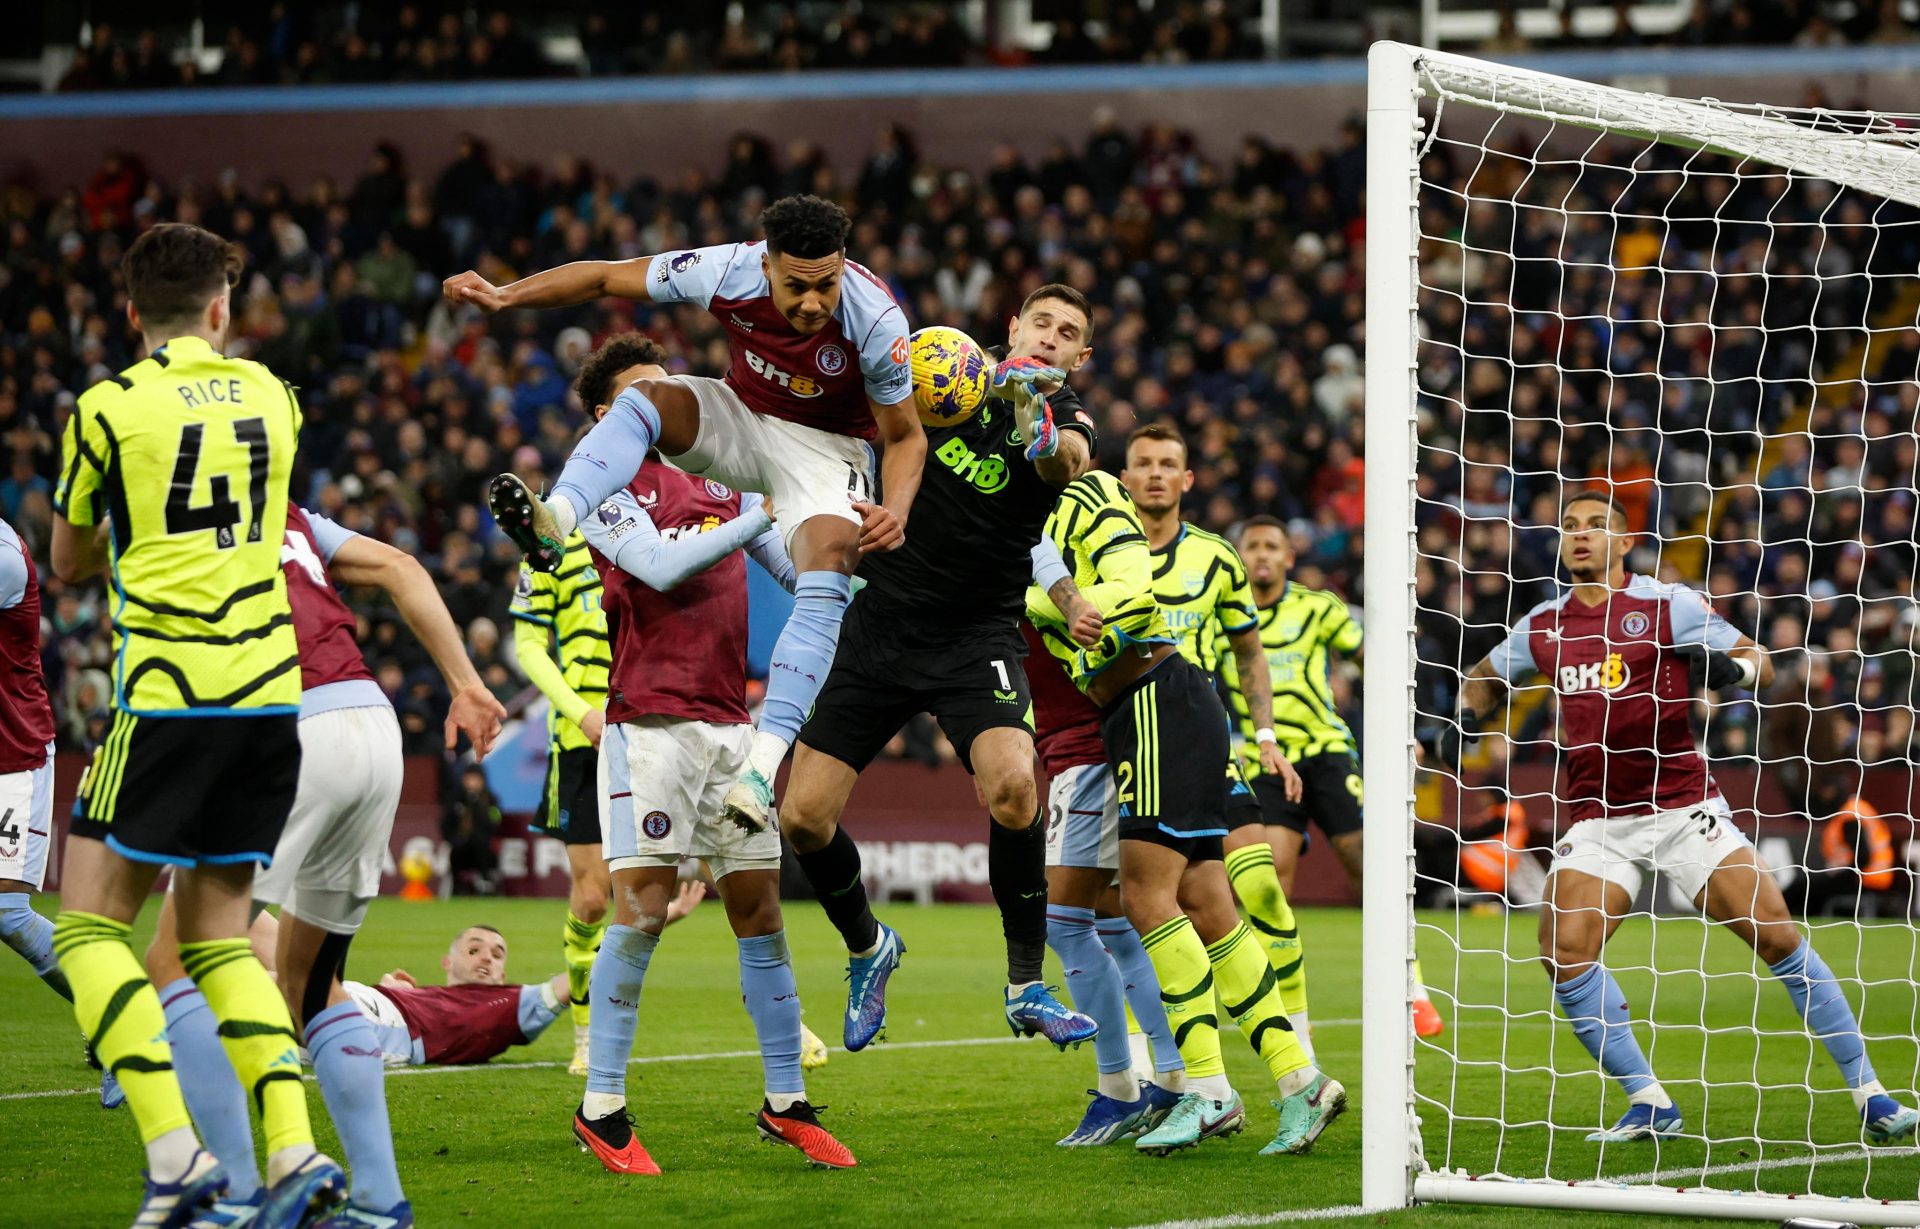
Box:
[1675,636,1772,692]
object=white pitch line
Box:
[10,1025,1377,1103]
[1113,1204,1377,1229]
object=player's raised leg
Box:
[1699,847,1919,1142]
[969,727,1096,1048]
[1539,865,1679,1142]
[782,744,902,1052]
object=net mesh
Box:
[1407,55,1920,1208]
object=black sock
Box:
[795,825,880,954]
[990,811,1049,985]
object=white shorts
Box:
[341,980,420,1067]
[667,375,875,553]
[0,745,56,889]
[252,706,404,934]
[601,716,781,880]
[1547,796,1752,905]
[1045,761,1119,873]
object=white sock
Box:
[1187,1073,1233,1102]
[1628,1082,1674,1110]
[850,938,880,959]
[767,1090,805,1113]
[1128,1031,1155,1084]
[1006,981,1041,1000]
[748,731,789,782]
[548,497,578,538]
[574,1023,589,1044]
[1097,1070,1140,1101]
[145,1127,202,1184]
[582,1091,626,1120]
[1277,1065,1319,1098]
[265,1143,318,1187]
[1293,1011,1315,1063]
[1154,1067,1186,1094]
[1851,1079,1888,1112]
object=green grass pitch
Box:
[3,897,1915,1227]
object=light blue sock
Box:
[586,924,658,1097]
[737,931,804,1098]
[0,893,69,998]
[552,384,662,523]
[759,571,853,748]
[1096,918,1184,1074]
[1770,940,1875,1089]
[158,977,260,1200]
[1048,906,1133,1076]
[306,1001,405,1210]
[1553,964,1657,1097]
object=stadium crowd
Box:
[46,0,1920,93]
[1,106,1913,805]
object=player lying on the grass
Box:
[1443,489,1919,1145]
[1213,514,1446,1038]
[1121,428,1317,1056]
[779,285,1094,1054]
[1025,545,1188,1146]
[50,222,348,1228]
[330,892,698,1067]
[1027,470,1346,1157]
[143,499,505,1229]
[0,515,124,1111]
[508,510,612,1077]
[447,194,1002,837]
[565,333,854,1174]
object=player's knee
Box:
[780,800,835,852]
[1754,922,1803,967]
[572,884,609,922]
[722,884,783,938]
[143,935,185,986]
[1540,921,1601,980]
[985,778,1037,828]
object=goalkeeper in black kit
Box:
[779,284,1106,1053]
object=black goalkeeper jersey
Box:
[857,377,1095,631]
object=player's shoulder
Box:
[1061,469,1130,510]
[1624,573,1707,607]
[0,517,22,555]
[1516,587,1573,626]
[1181,524,1240,561]
[836,258,906,338]
[677,241,768,301]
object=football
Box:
[909,325,989,428]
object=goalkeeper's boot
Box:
[136,1151,226,1229]
[1261,1073,1348,1156]
[1057,1089,1149,1147]
[1124,1080,1185,1139]
[568,1025,590,1077]
[313,1201,414,1229]
[756,1100,857,1169]
[487,474,566,573]
[720,768,776,835]
[1863,1094,1920,1143]
[1412,996,1445,1038]
[1586,1102,1683,1143]
[799,1021,830,1071]
[573,1105,660,1175]
[1134,1090,1245,1155]
[1006,983,1098,1050]
[255,1154,346,1229]
[843,922,904,1052]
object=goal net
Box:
[1363,42,1920,1223]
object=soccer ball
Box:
[909,326,989,428]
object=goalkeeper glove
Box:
[987,355,1066,399]
[1674,643,1756,691]
[1417,709,1481,771]
[1012,383,1060,461]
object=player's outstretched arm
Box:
[510,614,597,746]
[443,256,658,313]
[330,533,507,759]
[859,396,926,554]
[581,488,775,592]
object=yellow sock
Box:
[1206,921,1312,1083]
[52,912,191,1144]
[1413,958,1432,1002]
[180,938,313,1155]
[1223,842,1309,1020]
[1140,915,1224,1080]
[564,911,607,1029]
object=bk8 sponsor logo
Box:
[743,348,823,397]
[1558,652,1629,693]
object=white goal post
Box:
[1364,40,1920,1223]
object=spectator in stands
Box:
[443,764,502,896]
[1805,797,1902,917]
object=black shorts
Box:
[1098,654,1229,862]
[1254,750,1364,840]
[70,711,300,867]
[538,745,601,844]
[798,602,1033,774]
